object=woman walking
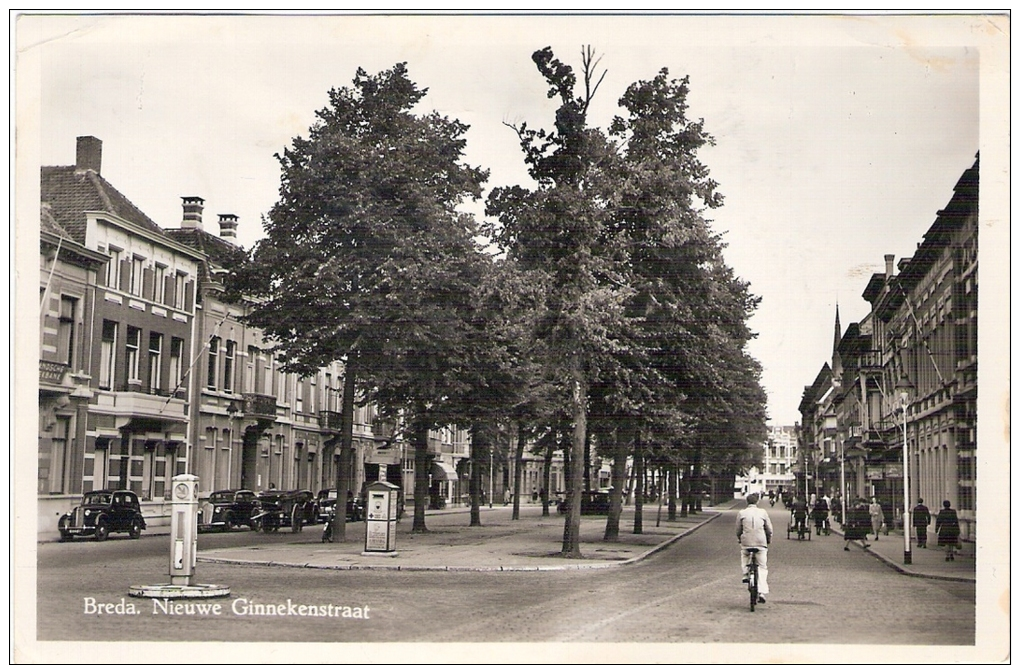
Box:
[935,500,961,561]
[868,497,885,540]
[843,498,871,550]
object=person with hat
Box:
[912,498,932,548]
[736,492,773,604]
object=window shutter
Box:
[184,281,194,313]
[119,258,130,292]
[143,267,154,301]
[164,274,174,307]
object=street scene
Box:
[38,502,975,645]
[17,12,1008,664]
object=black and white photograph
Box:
[13,12,1009,663]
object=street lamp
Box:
[488,446,494,509]
[896,374,914,565]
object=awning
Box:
[431,461,458,481]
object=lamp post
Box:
[896,375,914,565]
[839,435,846,526]
[488,445,494,509]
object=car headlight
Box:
[84,509,91,517]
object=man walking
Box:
[912,498,932,548]
[737,493,773,604]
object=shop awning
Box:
[431,461,458,481]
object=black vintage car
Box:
[314,489,364,524]
[198,489,258,531]
[252,490,317,533]
[58,490,146,541]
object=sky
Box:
[18,12,1005,426]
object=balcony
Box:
[858,350,883,371]
[319,410,343,432]
[243,393,277,420]
[40,360,69,387]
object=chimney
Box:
[884,254,895,279]
[75,136,102,174]
[181,196,205,230]
[218,214,239,243]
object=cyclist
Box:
[736,492,773,604]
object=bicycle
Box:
[745,547,761,612]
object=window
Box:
[148,333,163,394]
[310,374,317,413]
[57,296,78,367]
[296,378,304,413]
[100,321,117,389]
[174,272,188,309]
[264,352,274,397]
[169,337,184,394]
[48,417,72,494]
[126,327,141,383]
[130,256,145,296]
[223,340,235,392]
[207,337,220,390]
[106,248,122,289]
[245,346,257,394]
[153,264,166,303]
[324,373,332,410]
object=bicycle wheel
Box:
[749,563,759,612]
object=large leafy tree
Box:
[237,63,488,538]
[487,47,636,556]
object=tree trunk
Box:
[692,447,703,513]
[561,362,585,557]
[331,363,357,543]
[633,429,644,535]
[512,423,525,520]
[542,444,553,517]
[469,423,487,526]
[583,428,592,494]
[604,425,630,542]
[667,463,677,521]
[411,419,430,533]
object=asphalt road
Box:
[33,504,975,646]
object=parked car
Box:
[58,490,146,541]
[198,489,258,531]
[314,489,364,523]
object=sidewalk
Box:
[826,520,975,583]
[196,502,729,572]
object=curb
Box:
[196,510,725,573]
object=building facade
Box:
[40,136,204,533]
[38,136,479,535]
[800,155,978,542]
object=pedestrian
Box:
[843,498,871,550]
[503,488,511,505]
[768,489,775,506]
[736,492,773,604]
[812,495,830,535]
[912,498,932,548]
[791,495,809,539]
[868,497,885,540]
[935,500,961,561]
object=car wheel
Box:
[94,520,109,542]
[129,518,142,539]
[58,516,72,542]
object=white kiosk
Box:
[363,480,399,556]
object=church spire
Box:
[832,303,842,382]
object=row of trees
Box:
[233,48,767,553]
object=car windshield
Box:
[209,492,232,502]
[83,493,113,505]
